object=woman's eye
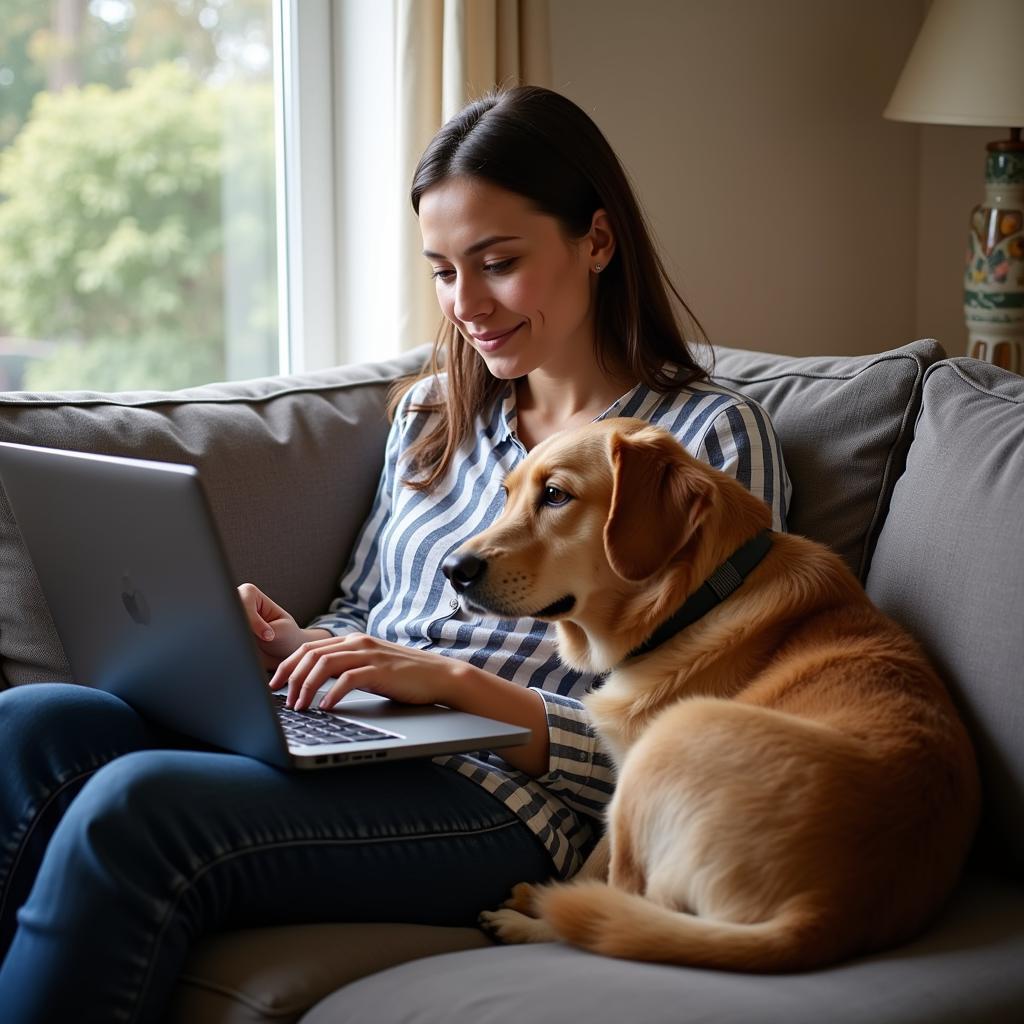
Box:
[484,258,516,274]
[430,267,455,282]
[542,485,572,507]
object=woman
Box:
[0,86,789,1022]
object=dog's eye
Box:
[542,485,572,507]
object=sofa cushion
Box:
[712,340,945,578]
[865,358,1024,874]
[300,874,1024,1024]
[0,348,427,687]
[169,923,491,1024]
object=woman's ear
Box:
[587,208,615,273]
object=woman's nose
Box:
[452,275,492,323]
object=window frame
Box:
[274,0,338,376]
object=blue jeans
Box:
[0,684,554,1024]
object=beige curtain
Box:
[395,0,552,351]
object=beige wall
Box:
[549,0,987,358]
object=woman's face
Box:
[418,176,608,381]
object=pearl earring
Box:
[594,263,604,273]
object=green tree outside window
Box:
[0,1,277,392]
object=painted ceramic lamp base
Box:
[965,142,1024,374]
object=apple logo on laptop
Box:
[121,575,151,626]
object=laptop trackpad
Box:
[323,687,388,705]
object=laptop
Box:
[0,442,531,770]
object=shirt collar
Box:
[497,378,648,447]
[498,382,518,444]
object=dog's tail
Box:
[537,882,837,973]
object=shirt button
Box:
[449,599,459,610]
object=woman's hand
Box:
[269,633,460,711]
[271,631,553,777]
[237,583,332,671]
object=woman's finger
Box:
[237,584,278,641]
[319,667,379,711]
[237,584,266,634]
[269,634,338,691]
[290,651,359,710]
[285,643,366,708]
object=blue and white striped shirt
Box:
[309,369,790,877]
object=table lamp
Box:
[884,0,1024,372]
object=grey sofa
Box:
[1,339,1022,1023]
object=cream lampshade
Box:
[884,0,1024,372]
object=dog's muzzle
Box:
[442,550,576,619]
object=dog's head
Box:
[442,418,756,671]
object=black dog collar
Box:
[624,529,774,662]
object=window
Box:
[0,0,280,391]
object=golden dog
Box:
[445,417,979,972]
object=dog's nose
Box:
[442,551,487,592]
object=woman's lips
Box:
[469,322,524,352]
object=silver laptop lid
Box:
[0,441,293,766]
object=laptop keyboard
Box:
[272,693,402,746]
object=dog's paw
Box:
[502,881,542,916]
[479,907,557,945]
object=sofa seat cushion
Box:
[865,357,1024,873]
[713,340,944,578]
[169,923,493,1024]
[0,349,426,687]
[302,874,1024,1024]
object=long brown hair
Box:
[394,85,710,491]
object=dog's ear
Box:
[604,427,714,582]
